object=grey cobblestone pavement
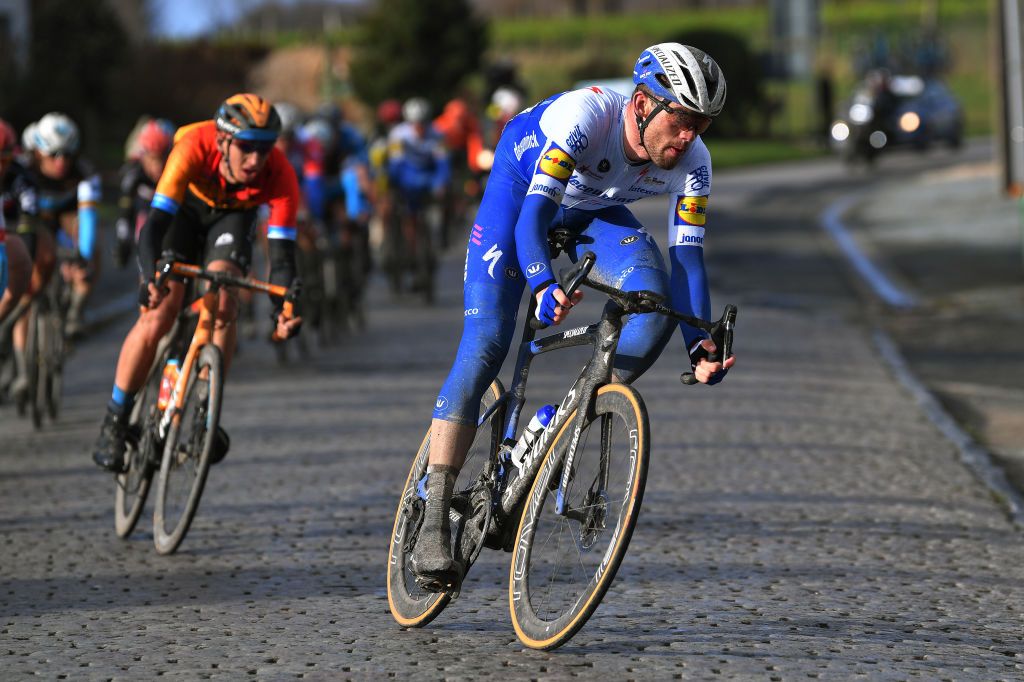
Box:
[2,152,1023,679]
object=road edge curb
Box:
[820,191,919,309]
[873,327,1024,527]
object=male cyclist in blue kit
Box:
[411,43,737,591]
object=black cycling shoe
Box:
[209,426,230,465]
[92,410,129,473]
[411,524,461,593]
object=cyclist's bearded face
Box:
[642,96,711,170]
[223,137,273,184]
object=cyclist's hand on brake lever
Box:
[138,279,168,309]
[273,311,303,340]
[271,278,303,341]
[688,338,736,385]
[535,283,583,326]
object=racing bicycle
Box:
[387,245,737,649]
[20,261,70,428]
[113,262,295,554]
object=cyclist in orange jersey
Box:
[92,93,303,473]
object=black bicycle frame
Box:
[490,292,631,524]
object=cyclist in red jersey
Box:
[0,120,34,318]
[92,93,303,472]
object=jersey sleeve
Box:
[667,142,713,349]
[517,90,604,292]
[526,90,602,206]
[76,173,101,259]
[152,125,205,215]
[265,150,301,242]
[667,142,712,249]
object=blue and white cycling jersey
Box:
[498,86,712,293]
[386,122,450,195]
[433,86,718,426]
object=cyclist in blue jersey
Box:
[298,104,371,230]
[386,98,450,295]
[23,112,102,340]
[411,43,737,590]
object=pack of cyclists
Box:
[1,46,737,553]
[0,92,493,427]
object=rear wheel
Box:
[152,344,223,555]
[509,383,649,650]
[387,380,505,628]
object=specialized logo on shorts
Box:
[482,243,503,279]
[214,232,235,247]
[675,195,708,226]
[538,144,575,181]
[526,262,546,277]
[620,235,640,246]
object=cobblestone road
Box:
[2,154,1022,680]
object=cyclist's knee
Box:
[434,315,514,423]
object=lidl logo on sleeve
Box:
[538,144,576,181]
[675,195,708,226]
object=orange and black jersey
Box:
[152,121,299,241]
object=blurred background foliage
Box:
[0,0,994,169]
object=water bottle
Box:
[510,404,556,471]
[157,359,180,411]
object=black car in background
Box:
[830,72,964,164]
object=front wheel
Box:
[509,383,649,650]
[114,343,171,538]
[152,344,223,555]
[43,305,64,420]
[25,303,43,427]
[387,379,505,628]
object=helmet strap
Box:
[218,136,242,185]
[635,93,675,152]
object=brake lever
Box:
[681,304,737,386]
[529,251,597,330]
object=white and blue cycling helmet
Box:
[25,112,80,156]
[633,43,726,118]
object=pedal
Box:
[412,565,462,595]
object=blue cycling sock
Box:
[108,385,134,420]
